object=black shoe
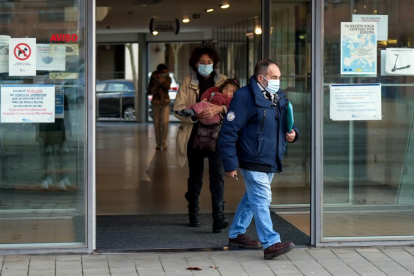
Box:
[212,201,229,233]
[189,211,200,227]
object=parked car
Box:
[96,80,136,120]
[147,72,179,113]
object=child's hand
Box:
[202,98,208,102]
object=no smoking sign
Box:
[14,43,31,61]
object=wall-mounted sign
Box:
[9,38,36,76]
[352,14,388,41]
[385,48,414,76]
[37,44,66,71]
[55,86,64,119]
[149,18,180,35]
[1,84,55,123]
[50,44,79,56]
[330,84,382,121]
[341,22,377,75]
[0,35,10,73]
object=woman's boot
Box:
[212,201,229,233]
[186,193,200,227]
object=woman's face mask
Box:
[161,73,168,78]
[198,64,214,77]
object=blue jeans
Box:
[228,169,281,249]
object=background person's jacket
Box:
[218,75,299,173]
[147,71,172,105]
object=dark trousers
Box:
[186,141,225,216]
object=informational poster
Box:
[50,44,79,56]
[0,35,10,73]
[37,44,65,71]
[9,38,36,76]
[352,14,388,41]
[1,84,55,123]
[55,86,64,119]
[50,72,79,79]
[330,84,382,121]
[341,23,377,75]
[385,48,414,76]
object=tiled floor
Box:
[1,247,414,276]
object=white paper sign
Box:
[0,35,10,73]
[385,48,414,76]
[352,14,388,41]
[330,84,382,121]
[341,23,377,75]
[37,44,65,71]
[9,38,36,76]
[1,85,55,123]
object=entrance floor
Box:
[2,247,414,276]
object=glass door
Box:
[0,0,87,248]
[269,0,312,207]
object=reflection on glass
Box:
[0,1,86,246]
[270,0,312,206]
[323,0,414,238]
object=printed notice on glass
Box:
[1,85,55,123]
[341,22,377,75]
[0,35,10,73]
[330,84,382,121]
[55,86,64,119]
[37,44,65,71]
[9,38,37,76]
[352,15,388,41]
[385,48,414,76]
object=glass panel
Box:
[323,0,414,238]
[270,0,312,206]
[146,42,202,122]
[0,1,86,245]
[96,83,106,92]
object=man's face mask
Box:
[261,75,280,93]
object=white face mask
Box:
[161,73,168,78]
[261,76,280,93]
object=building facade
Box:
[0,0,413,254]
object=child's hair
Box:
[219,78,240,91]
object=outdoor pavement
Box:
[1,247,414,276]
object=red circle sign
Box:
[14,43,31,61]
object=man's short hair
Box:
[254,59,279,78]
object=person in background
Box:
[147,64,172,150]
[173,46,229,233]
[218,59,299,260]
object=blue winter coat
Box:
[218,75,299,173]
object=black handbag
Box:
[192,122,222,152]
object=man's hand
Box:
[197,104,224,119]
[225,170,238,178]
[285,130,296,143]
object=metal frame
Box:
[86,0,97,252]
[261,0,270,59]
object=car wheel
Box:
[123,106,136,121]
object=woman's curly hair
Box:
[189,46,220,72]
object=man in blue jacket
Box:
[218,60,299,260]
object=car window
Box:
[96,83,106,92]
[123,84,133,91]
[107,83,126,92]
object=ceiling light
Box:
[182,18,190,23]
[220,4,230,9]
[206,8,214,12]
[96,7,112,21]
[152,31,159,35]
[255,27,262,35]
